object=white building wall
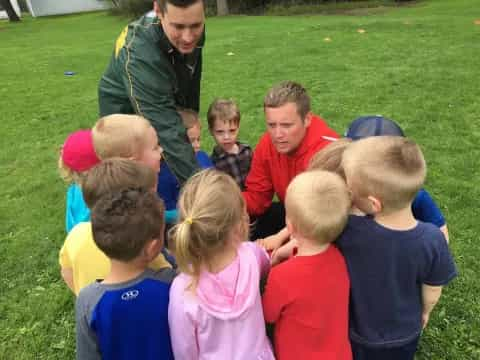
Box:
[27,0,109,17]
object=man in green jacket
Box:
[98,0,205,183]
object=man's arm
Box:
[125,56,198,183]
[242,138,275,216]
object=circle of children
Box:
[58,81,457,360]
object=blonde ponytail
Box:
[170,169,246,282]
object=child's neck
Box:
[295,234,330,257]
[224,143,239,155]
[102,259,146,285]
[374,205,417,231]
[207,244,238,274]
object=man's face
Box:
[156,0,205,55]
[265,102,311,155]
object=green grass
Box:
[1,1,479,358]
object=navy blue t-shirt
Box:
[336,215,457,348]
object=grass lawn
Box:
[1,0,479,358]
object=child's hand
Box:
[256,228,290,251]
[271,238,297,266]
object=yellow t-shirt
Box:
[59,222,171,295]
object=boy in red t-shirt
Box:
[262,170,352,360]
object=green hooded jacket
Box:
[98,13,204,184]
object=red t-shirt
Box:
[262,245,352,360]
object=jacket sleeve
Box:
[168,278,199,360]
[242,137,274,216]
[117,34,198,184]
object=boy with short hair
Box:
[59,158,171,295]
[61,114,163,233]
[207,98,252,190]
[345,115,449,241]
[76,187,175,360]
[262,170,352,360]
[337,136,457,360]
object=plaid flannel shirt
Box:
[211,142,252,190]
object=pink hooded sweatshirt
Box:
[168,242,275,360]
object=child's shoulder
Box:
[145,267,177,284]
[64,221,92,245]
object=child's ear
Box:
[367,195,382,214]
[144,238,162,261]
[304,112,312,127]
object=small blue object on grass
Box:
[64,71,75,76]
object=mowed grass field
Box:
[0,0,479,358]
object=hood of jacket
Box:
[195,243,260,320]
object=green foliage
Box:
[0,0,479,358]
[108,0,153,18]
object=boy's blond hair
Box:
[207,99,240,130]
[178,108,200,130]
[342,136,426,213]
[308,138,352,179]
[285,171,351,244]
[81,158,157,209]
[170,169,247,284]
[264,81,311,121]
[92,114,152,159]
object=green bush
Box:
[108,0,153,18]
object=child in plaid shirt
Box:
[207,98,252,190]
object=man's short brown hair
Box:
[207,98,240,130]
[91,188,165,262]
[156,0,203,14]
[285,170,351,244]
[264,81,311,120]
[342,136,426,213]
[81,158,157,209]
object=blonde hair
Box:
[170,169,247,283]
[207,98,240,130]
[81,158,157,209]
[342,136,426,213]
[286,171,351,244]
[178,108,200,130]
[57,151,85,184]
[264,81,310,120]
[308,138,352,179]
[92,114,152,159]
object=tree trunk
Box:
[0,0,21,21]
[216,0,229,16]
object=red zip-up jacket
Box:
[243,114,339,216]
